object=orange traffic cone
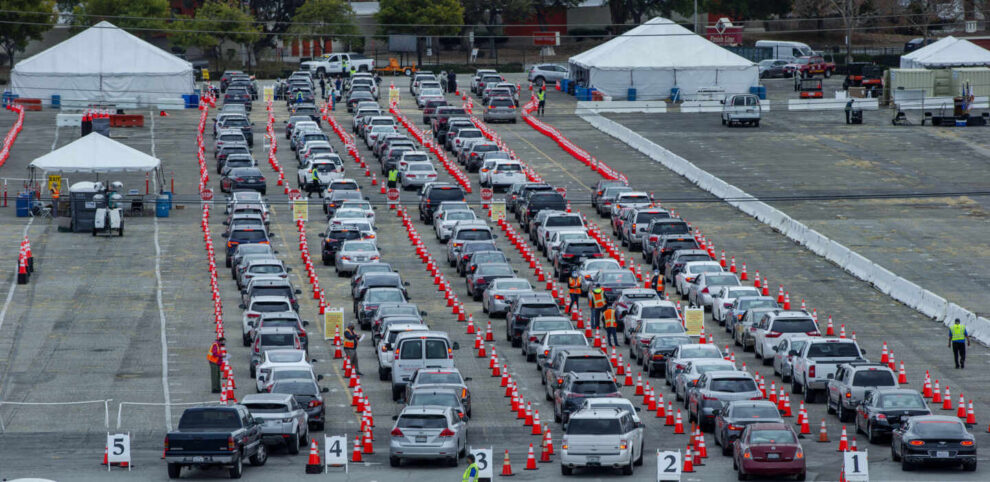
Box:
[501,449,514,476]
[351,435,363,462]
[818,419,830,442]
[665,402,675,426]
[800,414,811,434]
[674,410,685,434]
[362,427,374,454]
[224,377,237,403]
[957,393,967,418]
[524,443,538,470]
[682,444,694,473]
[305,438,322,473]
[531,410,543,435]
[837,426,848,452]
[943,386,952,410]
[898,361,908,384]
[634,374,644,395]
[932,380,942,403]
[967,400,976,425]
[102,445,109,466]
[540,428,552,462]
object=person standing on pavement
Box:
[949,318,971,369]
[603,306,618,347]
[568,270,582,313]
[319,76,326,101]
[448,71,457,94]
[387,167,399,189]
[537,86,546,116]
[344,323,362,375]
[589,286,605,329]
[650,270,665,300]
[462,453,479,481]
[208,337,225,393]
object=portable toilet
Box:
[69,181,104,233]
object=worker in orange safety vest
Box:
[567,270,582,313]
[208,337,225,393]
[603,307,618,347]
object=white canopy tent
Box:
[568,17,758,100]
[900,36,990,68]
[11,21,194,104]
[30,133,161,174]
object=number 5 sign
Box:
[843,451,869,482]
[106,432,131,471]
[656,450,681,481]
[324,435,348,473]
[469,447,493,479]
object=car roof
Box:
[258,326,298,334]
[250,295,292,303]
[241,393,294,404]
[570,408,628,419]
[399,406,451,416]
[705,370,749,379]
[725,400,778,410]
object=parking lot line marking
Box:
[154,216,172,430]
[0,219,34,335]
[505,126,591,192]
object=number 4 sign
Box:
[324,435,348,473]
[843,451,869,482]
[656,450,681,481]
[106,432,131,471]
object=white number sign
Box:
[325,435,348,472]
[843,450,868,482]
[469,447,494,478]
[656,450,681,481]
[107,432,131,470]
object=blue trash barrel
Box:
[51,94,61,108]
[161,191,173,209]
[627,88,637,101]
[15,192,32,217]
[156,194,170,217]
[749,86,767,100]
[560,79,569,92]
[183,94,200,108]
[670,87,681,102]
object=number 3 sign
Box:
[469,447,493,479]
[656,450,681,481]
[106,432,131,471]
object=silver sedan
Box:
[334,240,381,276]
[482,277,534,316]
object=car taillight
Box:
[494,295,505,300]
[247,313,260,318]
[640,338,651,344]
[448,348,454,359]
[742,449,751,459]
[909,440,925,446]
[308,399,322,408]
[253,339,260,353]
[845,390,852,399]
[961,440,974,446]
[652,354,665,360]
[724,303,733,308]
[795,447,804,459]
[675,363,686,371]
[701,287,709,294]
[765,331,781,338]
[164,435,170,451]
[391,428,404,437]
[875,414,886,421]
[619,440,628,450]
[806,331,821,336]
[439,428,455,438]
[702,394,718,401]
[727,424,743,431]
[529,336,539,343]
[544,349,550,356]
[227,436,236,451]
[808,365,816,378]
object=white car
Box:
[416,88,445,108]
[338,201,376,226]
[674,261,724,297]
[664,343,724,383]
[609,191,653,218]
[330,208,372,229]
[561,408,644,475]
[711,286,761,324]
[253,349,312,391]
[577,397,642,425]
[537,212,584,251]
[534,330,589,370]
[753,311,820,362]
[376,323,429,380]
[400,163,438,189]
[450,129,485,156]
[297,156,344,188]
[487,160,527,189]
[298,141,334,166]
[258,364,319,393]
[397,151,431,171]
[434,209,478,241]
[365,125,397,148]
[240,296,293,345]
[546,230,591,260]
[672,359,738,403]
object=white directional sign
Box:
[325,435,348,473]
[843,450,869,482]
[469,447,494,479]
[656,450,681,481]
[107,432,131,470]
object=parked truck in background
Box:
[301,53,375,76]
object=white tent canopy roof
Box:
[570,17,754,70]
[15,21,192,75]
[900,36,990,68]
[30,133,161,173]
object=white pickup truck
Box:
[790,337,867,404]
[300,52,374,76]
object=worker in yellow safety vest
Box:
[567,270,582,313]
[536,87,546,116]
[603,307,618,347]
[589,287,606,329]
[207,337,225,393]
[462,454,479,481]
[344,323,362,375]
[949,318,970,369]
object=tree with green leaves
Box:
[376,0,463,65]
[72,0,171,35]
[0,0,55,67]
[172,0,259,70]
[289,0,361,52]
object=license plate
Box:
[192,456,211,462]
[767,453,780,460]
[415,435,427,443]
[936,451,950,458]
[586,456,600,464]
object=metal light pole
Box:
[694,0,698,33]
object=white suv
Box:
[561,407,644,475]
[753,310,821,362]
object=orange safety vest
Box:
[590,289,605,309]
[568,276,581,294]
[652,273,664,293]
[603,309,616,328]
[343,328,357,349]
[207,342,221,364]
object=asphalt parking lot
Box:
[0,72,987,481]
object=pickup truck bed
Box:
[164,406,268,479]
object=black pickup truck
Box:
[164,406,268,479]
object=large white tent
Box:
[900,36,990,68]
[11,21,194,104]
[568,17,758,100]
[30,133,161,173]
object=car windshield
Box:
[644,322,683,334]
[618,194,650,203]
[653,223,690,235]
[688,264,722,274]
[272,369,311,381]
[773,319,818,333]
[546,217,582,227]
[549,334,587,346]
[602,272,636,284]
[267,351,303,363]
[397,414,448,429]
[250,265,283,274]
[271,381,318,396]
[652,336,693,348]
[740,299,777,310]
[430,188,465,201]
[344,242,375,251]
[562,356,610,372]
[734,405,780,419]
[749,429,796,444]
[727,289,759,298]
[642,306,678,318]
[706,275,739,286]
[456,229,492,241]
[710,378,757,392]
[806,342,861,358]
[252,301,290,312]
[680,347,722,359]
[853,370,896,387]
[178,410,241,430]
[496,280,531,290]
[914,420,967,437]
[403,153,429,163]
[243,402,290,412]
[567,418,622,435]
[697,364,733,374]
[572,380,618,395]
[417,373,462,385]
[880,393,927,409]
[261,334,294,346]
[520,303,559,316]
[495,163,522,172]
[532,320,571,331]
[585,260,620,271]
[478,265,513,276]
[446,211,476,221]
[409,393,460,408]
[367,290,404,302]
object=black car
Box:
[520,192,566,227]
[323,190,363,217]
[269,379,328,430]
[466,263,515,301]
[554,240,605,281]
[591,179,628,211]
[419,184,466,223]
[320,227,363,265]
[431,106,469,139]
[642,334,694,377]
[454,241,499,274]
[891,415,976,472]
[223,88,252,111]
[224,226,270,258]
[642,218,692,262]
[855,388,932,443]
[509,183,553,215]
[663,249,713,283]
[713,400,784,455]
[651,235,701,271]
[216,145,251,173]
[353,272,409,301]
[506,294,561,346]
[589,269,640,305]
[461,250,510,276]
[346,91,376,112]
[291,104,320,125]
[350,262,395,289]
[221,167,266,194]
[216,115,254,146]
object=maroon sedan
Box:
[732,422,806,480]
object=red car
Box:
[733,422,806,481]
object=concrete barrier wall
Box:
[580,112,990,345]
[788,98,879,111]
[895,96,989,110]
[575,101,667,114]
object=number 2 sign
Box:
[656,450,681,481]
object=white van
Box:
[390,331,460,400]
[754,40,814,62]
[721,94,761,127]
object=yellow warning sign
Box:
[323,308,344,340]
[47,174,62,193]
[490,201,506,222]
[201,69,210,81]
[263,86,274,102]
[684,307,704,336]
[292,199,309,222]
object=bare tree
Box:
[903,0,955,40]
[826,0,869,64]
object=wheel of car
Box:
[390,456,401,467]
[561,465,573,475]
[825,69,832,78]
[167,463,182,479]
[249,365,256,378]
[242,333,251,347]
[288,434,300,454]
[314,421,325,431]
[737,469,748,480]
[866,423,876,444]
[228,452,243,478]
[634,443,644,466]
[378,366,388,381]
[553,405,561,422]
[622,460,634,475]
[721,434,732,456]
[249,443,268,466]
[796,472,806,481]
[902,459,914,471]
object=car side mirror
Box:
[720,99,725,104]
[860,349,867,355]
[221,233,229,238]
[771,346,778,352]
[826,373,835,379]
[239,303,247,309]
[633,406,641,412]
[452,342,460,350]
[282,120,287,124]
[420,311,428,316]
[240,289,247,294]
[317,374,324,381]
[463,377,473,382]
[312,358,318,363]
[403,281,410,286]
[789,350,798,356]
[303,321,310,326]
[392,415,399,421]
[318,233,326,237]
[285,267,292,272]
[492,234,498,239]
[321,387,330,393]
[295,289,302,295]
[222,221,229,225]
[372,206,378,210]
[365,196,371,201]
